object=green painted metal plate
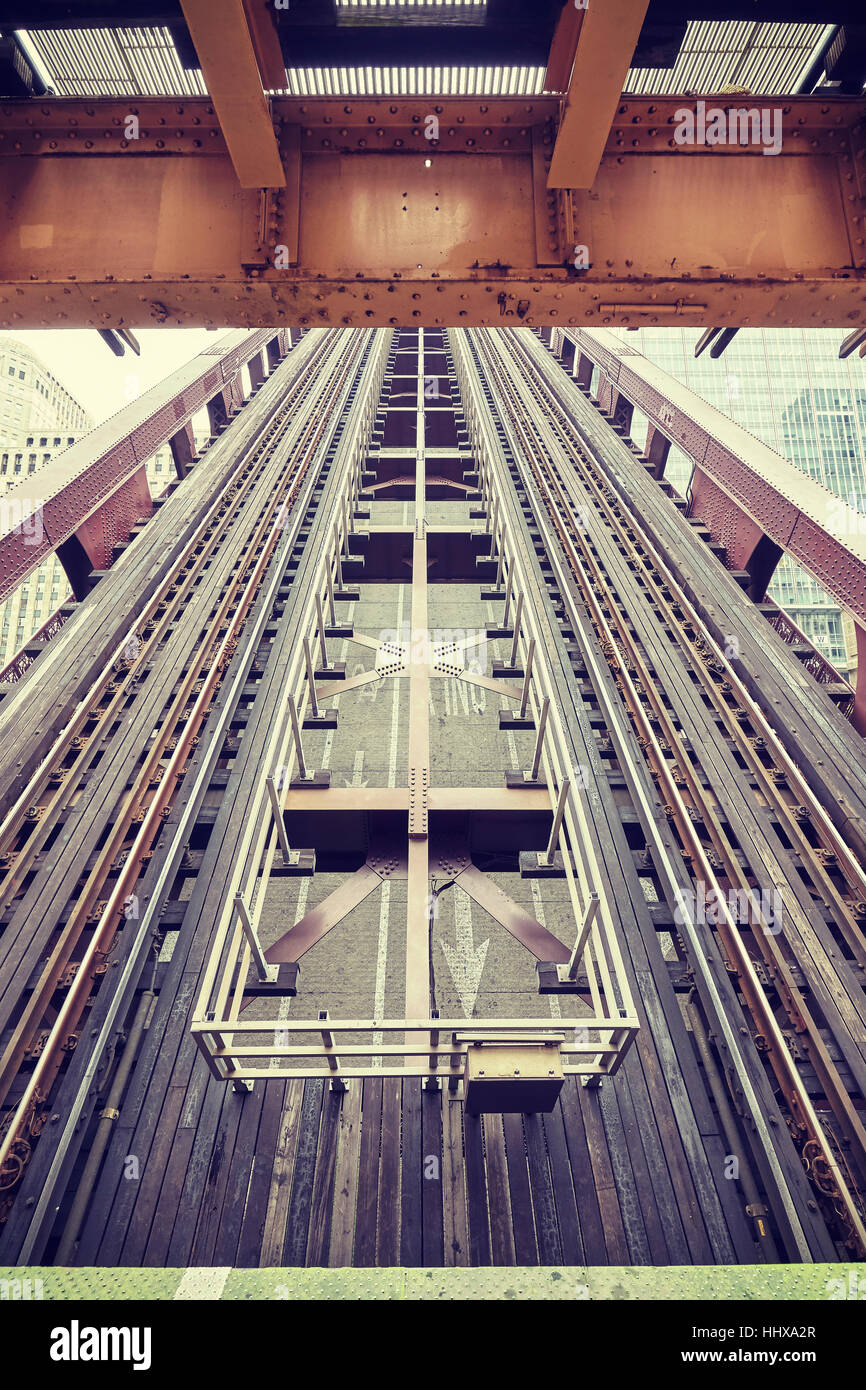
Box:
[2,1265,864,1301]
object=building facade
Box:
[0,338,91,437]
[615,328,866,677]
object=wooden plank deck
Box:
[74,1057,768,1269]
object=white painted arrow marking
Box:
[439,890,489,1017]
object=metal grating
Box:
[624,19,835,97]
[17,17,837,100]
[276,64,544,96]
[19,25,206,99]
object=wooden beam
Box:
[547,0,650,190]
[180,0,285,188]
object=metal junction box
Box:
[463,1038,564,1114]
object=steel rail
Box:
[497,336,866,1024]
[0,329,365,1190]
[0,329,340,1042]
[515,336,866,968]
[0,329,339,911]
[468,326,866,1255]
[0,328,357,1185]
[493,336,866,1120]
[520,330,866,913]
[10,327,391,1262]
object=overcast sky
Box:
[0,328,241,426]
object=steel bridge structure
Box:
[0,0,865,1297]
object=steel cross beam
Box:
[179,0,285,188]
[0,96,865,328]
[546,0,651,190]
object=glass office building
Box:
[616,329,866,677]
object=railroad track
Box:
[1,320,862,1266]
[0,327,373,1213]
[456,326,866,1256]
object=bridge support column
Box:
[206,387,234,436]
[854,624,866,736]
[643,425,670,480]
[57,465,153,599]
[575,352,594,392]
[169,421,197,479]
[248,351,267,391]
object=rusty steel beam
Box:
[0,328,290,604]
[543,0,584,94]
[242,0,288,93]
[179,0,286,188]
[546,0,651,190]
[265,865,382,964]
[0,96,865,328]
[561,325,866,626]
[556,325,866,725]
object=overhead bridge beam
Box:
[546,0,651,190]
[179,0,285,187]
[0,95,864,329]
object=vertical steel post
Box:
[303,635,320,716]
[544,777,570,865]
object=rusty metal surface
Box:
[0,96,864,328]
[71,465,153,572]
[0,328,288,604]
[264,865,382,965]
[454,864,571,963]
[561,327,866,635]
[179,0,285,188]
[547,0,650,190]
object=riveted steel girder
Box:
[0,95,864,328]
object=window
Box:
[18,371,24,380]
[7,367,14,377]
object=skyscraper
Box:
[0,338,90,437]
[613,328,866,676]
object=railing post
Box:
[288,694,308,781]
[544,777,569,866]
[530,697,550,781]
[303,636,320,717]
[509,592,524,669]
[520,638,536,718]
[234,892,275,983]
[266,774,293,865]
